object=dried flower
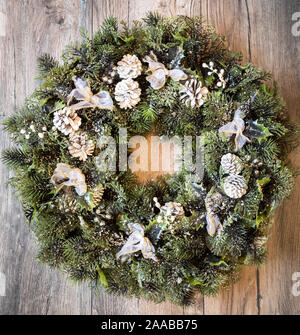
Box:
[218,93,257,151]
[116,222,158,262]
[219,109,250,151]
[206,212,222,236]
[51,163,87,196]
[67,77,114,111]
[143,51,187,90]
[153,197,184,223]
[204,191,226,236]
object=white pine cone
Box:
[179,79,209,108]
[223,174,248,199]
[58,194,80,213]
[53,107,81,135]
[92,184,104,205]
[117,54,142,79]
[205,191,226,214]
[68,132,95,161]
[160,202,184,219]
[114,79,141,109]
[221,153,244,175]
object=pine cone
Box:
[223,174,248,199]
[204,191,227,236]
[252,236,268,249]
[117,54,142,79]
[205,191,227,214]
[180,79,209,108]
[53,107,81,135]
[58,194,80,213]
[68,132,95,161]
[160,202,184,218]
[92,184,104,205]
[221,153,243,175]
[56,85,70,99]
[114,79,141,109]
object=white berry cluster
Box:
[202,61,226,88]
[20,123,47,140]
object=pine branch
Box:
[1,147,32,169]
[143,12,165,26]
[37,53,59,79]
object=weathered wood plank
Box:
[129,0,201,24]
[200,0,259,315]
[183,293,205,315]
[91,290,140,315]
[90,0,129,31]
[0,0,91,315]
[200,0,252,59]
[203,267,258,315]
[245,0,300,315]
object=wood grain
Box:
[245,0,300,315]
[128,0,201,24]
[0,0,299,315]
[203,266,258,315]
[0,0,92,315]
[90,0,129,32]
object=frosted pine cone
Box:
[58,194,80,213]
[53,107,81,135]
[205,191,227,214]
[92,184,104,205]
[180,79,209,108]
[160,201,184,219]
[114,79,141,109]
[68,132,95,161]
[221,153,244,175]
[117,54,142,79]
[223,174,248,199]
[252,236,268,249]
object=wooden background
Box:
[0,0,299,315]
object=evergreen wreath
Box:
[2,13,299,306]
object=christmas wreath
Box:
[2,13,299,306]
